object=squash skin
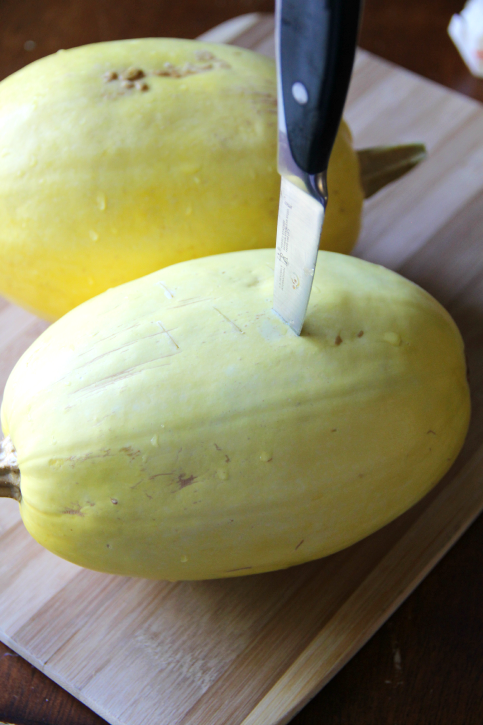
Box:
[0,38,362,321]
[1,249,470,580]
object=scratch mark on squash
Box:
[130,480,144,489]
[73,356,177,395]
[295,539,304,550]
[226,566,252,573]
[157,281,175,298]
[77,329,172,369]
[92,414,111,426]
[156,321,179,349]
[213,307,244,333]
[76,323,141,356]
[170,297,215,309]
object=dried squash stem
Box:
[0,436,21,501]
[357,143,427,199]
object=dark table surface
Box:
[1,1,483,724]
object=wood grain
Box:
[2,7,483,725]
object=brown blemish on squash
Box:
[121,67,145,81]
[111,498,118,505]
[214,443,222,451]
[249,90,277,115]
[104,71,118,82]
[225,454,230,463]
[295,539,304,550]
[120,446,141,459]
[69,449,111,464]
[63,503,84,517]
[357,330,364,337]
[154,56,228,78]
[178,473,197,489]
[427,430,436,435]
[335,335,343,346]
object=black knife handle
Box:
[280,0,362,175]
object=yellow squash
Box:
[0,250,470,580]
[0,38,363,320]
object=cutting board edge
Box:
[1,630,124,725]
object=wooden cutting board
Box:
[2,13,483,725]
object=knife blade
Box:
[273,0,362,335]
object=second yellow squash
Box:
[0,38,363,320]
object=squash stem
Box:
[357,143,427,199]
[0,437,21,501]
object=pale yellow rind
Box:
[1,250,470,580]
[0,38,362,321]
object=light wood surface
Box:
[1,14,483,725]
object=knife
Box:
[273,0,362,335]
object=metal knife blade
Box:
[273,0,362,335]
[273,177,325,335]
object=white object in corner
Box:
[448,0,483,77]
